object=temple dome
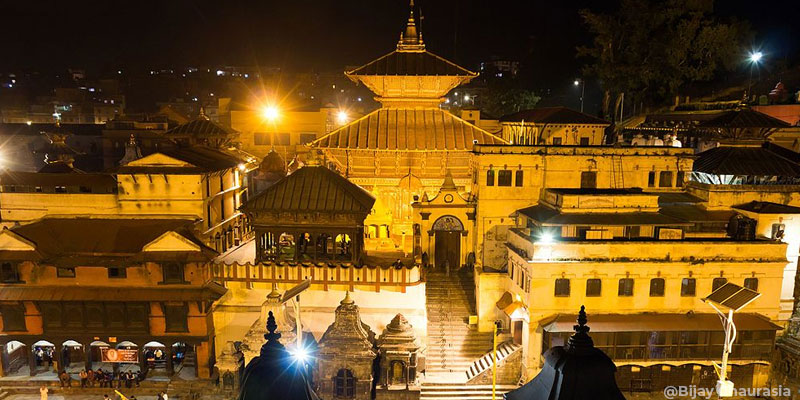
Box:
[259,149,286,174]
[505,306,625,400]
[238,311,318,400]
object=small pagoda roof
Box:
[243,166,375,214]
[312,108,506,151]
[346,50,476,77]
[164,117,236,138]
[500,107,610,125]
[697,108,791,129]
[693,143,800,177]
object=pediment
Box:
[125,153,195,168]
[0,229,36,251]
[142,231,201,252]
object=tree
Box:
[479,80,541,118]
[577,0,751,119]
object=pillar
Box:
[28,344,37,376]
[138,347,146,374]
[54,343,63,373]
[0,341,7,377]
[84,342,92,371]
[166,347,174,375]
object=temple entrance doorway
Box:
[432,215,463,273]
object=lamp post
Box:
[747,51,763,103]
[574,79,585,113]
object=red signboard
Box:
[100,348,138,363]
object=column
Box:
[0,341,7,377]
[138,347,146,375]
[166,347,174,375]
[28,345,36,376]
[84,342,92,371]
[54,343,63,373]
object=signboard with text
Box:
[101,348,138,363]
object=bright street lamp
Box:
[574,79,585,113]
[261,105,279,122]
[336,110,348,125]
[747,51,763,102]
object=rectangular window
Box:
[0,262,21,283]
[659,171,673,187]
[580,171,597,189]
[220,197,226,221]
[579,137,590,146]
[554,278,571,297]
[744,278,759,291]
[276,133,291,145]
[498,170,512,186]
[164,304,189,332]
[515,170,524,187]
[648,171,656,187]
[676,171,685,187]
[0,304,26,332]
[552,137,563,145]
[254,132,271,146]
[712,277,728,291]
[108,267,127,279]
[299,133,317,144]
[162,263,185,283]
[681,278,696,296]
[486,170,495,186]
[649,278,665,297]
[618,278,634,296]
[57,267,76,278]
[586,279,602,297]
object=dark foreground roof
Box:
[346,50,476,76]
[693,144,800,177]
[312,108,506,150]
[733,201,800,214]
[10,217,213,261]
[243,166,375,214]
[500,107,610,125]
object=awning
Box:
[541,313,781,333]
[496,291,529,321]
[0,282,227,302]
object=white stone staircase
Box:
[465,341,522,382]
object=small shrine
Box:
[315,292,378,400]
[376,313,424,399]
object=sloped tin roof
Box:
[312,108,506,150]
[243,166,375,214]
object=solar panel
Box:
[702,282,760,311]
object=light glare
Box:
[749,51,763,63]
[262,105,279,121]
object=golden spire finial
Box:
[397,0,425,52]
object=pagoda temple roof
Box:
[312,108,506,151]
[243,166,375,214]
[346,50,476,77]
[693,143,800,177]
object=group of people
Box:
[67,369,142,388]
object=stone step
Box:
[420,384,518,400]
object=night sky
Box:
[1,0,798,86]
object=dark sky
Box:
[1,0,798,83]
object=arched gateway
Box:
[432,215,464,270]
